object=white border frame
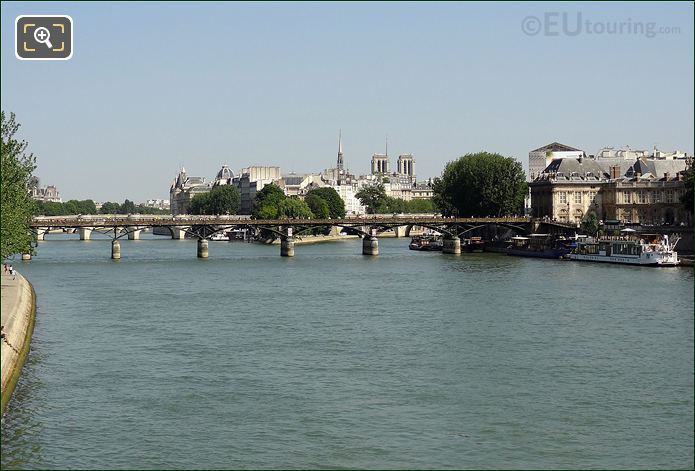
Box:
[15,15,73,61]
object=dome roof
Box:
[216,165,235,180]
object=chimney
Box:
[664,172,670,180]
[636,172,641,182]
[610,165,620,179]
[678,172,684,181]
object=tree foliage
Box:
[356,184,434,214]
[1,112,36,259]
[252,183,287,219]
[356,183,388,214]
[277,198,313,219]
[581,210,600,236]
[433,152,527,217]
[189,185,241,215]
[305,187,346,219]
[304,193,330,219]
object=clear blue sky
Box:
[1,1,693,202]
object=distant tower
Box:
[371,136,390,175]
[337,130,344,171]
[397,154,415,182]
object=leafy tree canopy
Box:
[581,210,600,236]
[305,187,346,219]
[189,185,241,215]
[356,183,388,214]
[253,183,286,219]
[304,193,330,219]
[433,152,527,217]
[277,198,313,219]
[1,111,36,259]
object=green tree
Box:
[304,193,330,219]
[356,183,388,214]
[407,198,435,213]
[433,152,527,217]
[100,201,121,214]
[120,199,136,214]
[189,192,210,215]
[79,199,98,214]
[1,112,36,259]
[189,185,241,215]
[253,183,286,219]
[278,198,313,219]
[581,210,600,236]
[305,187,346,219]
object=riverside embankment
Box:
[1,270,36,415]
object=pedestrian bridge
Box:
[29,214,577,259]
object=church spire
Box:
[337,130,344,171]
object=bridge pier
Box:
[280,236,295,257]
[111,240,121,260]
[127,226,142,240]
[78,227,93,240]
[36,228,47,241]
[362,236,379,256]
[280,227,295,257]
[21,253,31,261]
[171,226,187,240]
[443,236,461,254]
[394,226,407,238]
[197,239,209,258]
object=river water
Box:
[1,234,693,469]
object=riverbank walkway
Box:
[1,270,36,414]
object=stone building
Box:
[601,158,691,225]
[529,157,608,224]
[169,167,211,215]
[528,142,584,182]
[530,156,692,226]
[29,177,62,203]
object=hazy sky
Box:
[1,1,693,202]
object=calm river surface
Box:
[1,234,693,469]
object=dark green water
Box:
[1,234,693,469]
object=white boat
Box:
[209,231,230,241]
[569,234,679,266]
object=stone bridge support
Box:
[171,226,187,240]
[127,226,142,240]
[280,227,294,257]
[393,225,407,238]
[111,240,121,260]
[362,229,379,256]
[35,228,47,241]
[443,235,461,255]
[78,227,93,240]
[197,239,209,258]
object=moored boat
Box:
[507,234,571,259]
[569,234,679,266]
[463,236,485,252]
[409,235,443,251]
[210,231,230,241]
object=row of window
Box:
[557,191,598,205]
[554,189,681,205]
[622,190,678,204]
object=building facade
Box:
[530,156,691,226]
[170,167,211,215]
[528,142,584,182]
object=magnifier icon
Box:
[33,27,53,49]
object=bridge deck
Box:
[30,215,543,228]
